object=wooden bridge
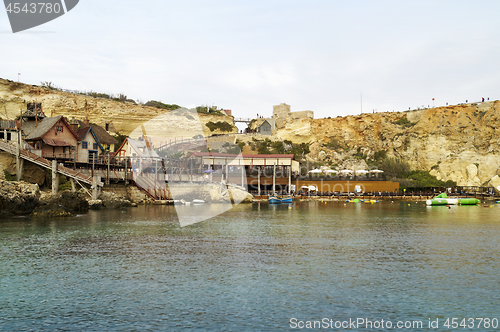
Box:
[0,140,102,197]
[233,117,252,124]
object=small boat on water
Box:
[268,195,293,204]
[192,199,206,204]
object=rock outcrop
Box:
[31,190,89,217]
[3,77,500,188]
[0,180,40,216]
[276,101,500,187]
[0,78,235,138]
[95,192,135,209]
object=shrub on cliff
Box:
[392,117,416,128]
[206,121,234,132]
[378,157,411,179]
[196,106,224,115]
[406,170,456,188]
[144,100,181,110]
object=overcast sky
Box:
[2,0,499,119]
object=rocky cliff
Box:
[0,78,235,136]
[2,78,499,188]
[276,101,500,188]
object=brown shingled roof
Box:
[91,124,118,145]
[74,120,118,145]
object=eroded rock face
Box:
[0,78,235,139]
[97,192,134,209]
[0,180,40,216]
[31,190,89,217]
[278,101,500,186]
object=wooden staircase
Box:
[132,172,171,200]
[0,140,97,186]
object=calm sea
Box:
[1,201,499,331]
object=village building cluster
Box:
[252,103,314,135]
[0,102,119,166]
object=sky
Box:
[1,0,500,121]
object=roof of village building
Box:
[260,119,275,129]
[77,126,105,151]
[115,137,160,158]
[75,120,118,145]
[21,103,46,119]
[24,115,80,141]
[193,152,295,159]
[249,118,275,131]
[0,120,18,130]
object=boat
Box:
[192,199,206,204]
[268,196,281,204]
[268,195,293,204]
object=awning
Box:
[42,138,73,147]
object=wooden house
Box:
[0,120,20,143]
[77,126,105,163]
[23,115,80,161]
[114,137,159,159]
[258,119,275,135]
[73,118,118,152]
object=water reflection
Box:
[0,202,499,331]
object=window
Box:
[82,141,88,149]
[107,144,111,149]
[7,133,11,140]
[56,126,63,132]
[0,132,4,139]
[93,143,98,150]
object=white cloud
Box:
[1,0,500,118]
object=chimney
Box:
[84,116,90,127]
[70,122,79,132]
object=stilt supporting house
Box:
[52,160,59,194]
[258,167,261,196]
[273,163,276,194]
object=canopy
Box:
[370,169,384,173]
[308,168,322,173]
[324,169,338,173]
[355,170,369,175]
[204,169,214,173]
[339,170,353,175]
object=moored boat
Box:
[268,196,281,204]
[268,195,293,203]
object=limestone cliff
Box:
[276,102,500,187]
[0,78,235,136]
[2,78,499,188]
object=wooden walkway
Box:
[0,140,98,186]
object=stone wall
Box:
[290,110,314,120]
[102,184,148,203]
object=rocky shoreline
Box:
[0,180,254,218]
[0,180,137,218]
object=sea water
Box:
[1,201,499,331]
